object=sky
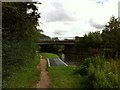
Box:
[34,0,120,38]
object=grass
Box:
[48,66,81,88]
[40,52,120,88]
[4,52,41,88]
[47,55,120,88]
[41,52,81,88]
[40,53,59,59]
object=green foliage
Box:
[3,52,40,88]
[77,56,120,88]
[86,31,102,48]
[76,31,102,55]
[48,66,81,88]
[101,16,120,58]
[40,53,59,59]
[78,31,102,48]
[2,2,41,84]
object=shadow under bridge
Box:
[37,37,80,53]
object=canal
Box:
[58,53,90,67]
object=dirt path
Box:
[36,56,50,88]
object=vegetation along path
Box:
[36,56,50,88]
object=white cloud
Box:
[54,30,68,36]
[44,9,74,22]
[37,0,120,37]
[89,18,105,29]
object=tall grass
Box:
[76,56,120,88]
[48,66,80,88]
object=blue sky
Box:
[34,0,120,38]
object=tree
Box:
[76,31,102,55]
[2,2,41,80]
[101,16,120,58]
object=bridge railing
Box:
[38,37,75,41]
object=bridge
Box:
[37,40,75,45]
[37,37,81,45]
[37,36,82,53]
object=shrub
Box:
[77,56,119,88]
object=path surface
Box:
[36,57,50,88]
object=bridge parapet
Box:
[37,40,75,45]
[38,37,75,41]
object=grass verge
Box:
[40,53,59,59]
[48,66,81,88]
[4,52,41,88]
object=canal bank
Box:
[39,53,81,88]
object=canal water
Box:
[58,53,90,67]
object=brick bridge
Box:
[37,37,82,53]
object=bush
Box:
[77,56,119,88]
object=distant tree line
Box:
[76,16,120,58]
[2,2,41,80]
